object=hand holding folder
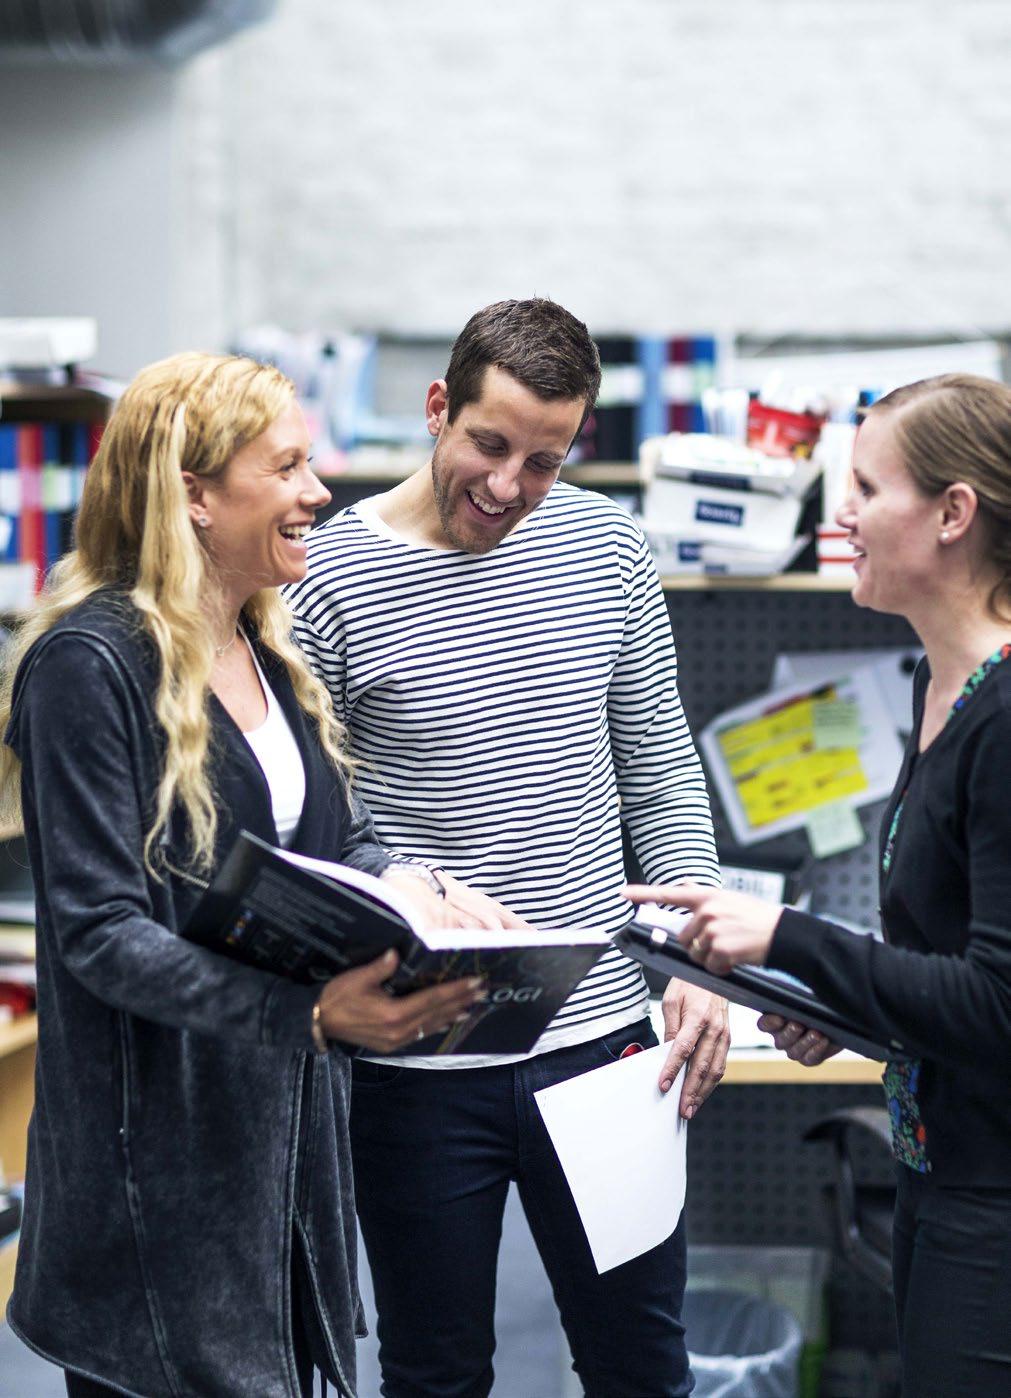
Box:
[619,883,908,1063]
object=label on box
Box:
[695,499,744,528]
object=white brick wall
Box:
[3,0,1008,373]
[174,0,1011,344]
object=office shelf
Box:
[722,1050,882,1085]
[660,573,853,593]
[0,1014,35,1313]
[0,381,114,425]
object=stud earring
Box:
[940,530,950,543]
[198,516,210,529]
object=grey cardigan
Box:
[5,591,390,1397]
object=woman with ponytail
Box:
[628,373,1011,1397]
[1,353,480,1398]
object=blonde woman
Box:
[629,374,1011,1398]
[0,354,481,1398]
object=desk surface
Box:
[721,1050,883,1085]
[647,1000,883,1085]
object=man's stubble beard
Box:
[430,437,497,556]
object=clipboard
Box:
[616,919,909,1063]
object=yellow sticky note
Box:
[805,802,865,859]
[812,699,862,751]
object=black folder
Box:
[616,919,909,1063]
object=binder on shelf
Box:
[16,424,43,590]
[0,426,19,563]
[182,831,609,1055]
[584,336,642,463]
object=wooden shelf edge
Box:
[722,1051,884,1085]
[0,1014,37,1060]
[319,459,642,488]
[660,572,854,593]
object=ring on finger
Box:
[415,1025,426,1041]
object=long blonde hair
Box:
[0,352,353,874]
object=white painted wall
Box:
[2,0,1010,373]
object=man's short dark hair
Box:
[445,298,602,433]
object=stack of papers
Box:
[0,318,97,370]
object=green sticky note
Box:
[806,802,865,859]
[812,699,862,750]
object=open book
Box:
[182,831,609,1055]
[616,907,909,1062]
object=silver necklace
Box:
[214,628,240,658]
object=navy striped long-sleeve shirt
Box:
[285,481,719,1064]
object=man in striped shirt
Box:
[286,299,728,1398]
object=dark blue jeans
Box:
[351,1018,691,1398]
[893,1164,1011,1396]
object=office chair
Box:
[804,1106,895,1293]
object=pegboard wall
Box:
[665,586,918,1355]
[668,586,918,926]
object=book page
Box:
[279,848,419,926]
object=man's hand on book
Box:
[381,868,456,929]
[658,980,730,1121]
[317,949,483,1054]
[435,871,532,931]
[756,1013,841,1066]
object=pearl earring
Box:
[940,530,950,543]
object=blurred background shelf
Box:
[660,573,853,592]
[0,1013,36,1060]
[0,1013,36,1313]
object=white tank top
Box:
[241,637,306,846]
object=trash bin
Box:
[686,1245,830,1397]
[684,1288,804,1398]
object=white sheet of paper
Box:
[533,1045,687,1274]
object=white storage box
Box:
[643,474,803,553]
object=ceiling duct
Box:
[0,0,279,65]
